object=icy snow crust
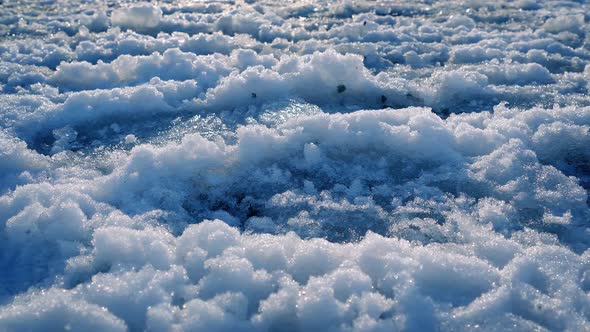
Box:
[1,0,590,331]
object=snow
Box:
[111,4,164,32]
[0,0,589,331]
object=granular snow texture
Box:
[0,0,590,331]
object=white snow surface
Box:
[0,0,590,331]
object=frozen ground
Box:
[0,0,589,331]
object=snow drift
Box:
[0,0,589,331]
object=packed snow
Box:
[0,0,589,331]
